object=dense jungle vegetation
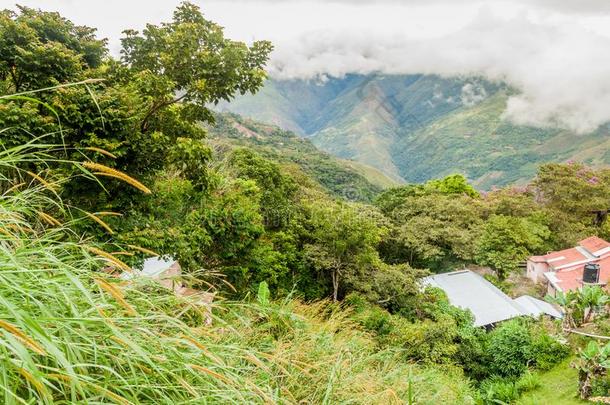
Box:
[0,3,608,403]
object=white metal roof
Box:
[513,295,563,319]
[120,256,176,280]
[421,270,526,327]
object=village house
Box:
[422,270,561,328]
[526,236,610,296]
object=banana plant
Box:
[573,340,610,399]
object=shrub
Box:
[487,320,534,377]
[531,330,570,371]
[479,372,541,404]
[479,377,520,404]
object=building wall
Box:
[527,260,549,283]
[546,282,558,297]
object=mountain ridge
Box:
[217,73,610,189]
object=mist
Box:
[269,9,610,133]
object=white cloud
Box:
[268,9,610,133]
[10,0,610,132]
[460,82,488,107]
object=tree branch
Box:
[140,93,188,133]
[566,328,610,340]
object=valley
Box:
[218,74,610,189]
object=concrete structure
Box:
[421,270,561,327]
[526,236,610,295]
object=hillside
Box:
[216,74,610,189]
[206,113,401,201]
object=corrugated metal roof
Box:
[120,256,176,280]
[421,270,525,327]
[513,295,563,319]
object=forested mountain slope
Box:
[217,74,610,188]
[206,113,400,201]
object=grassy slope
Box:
[517,359,585,405]
[207,113,400,201]
[0,145,474,404]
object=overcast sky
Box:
[7,0,610,133]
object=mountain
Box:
[206,113,400,201]
[216,74,610,189]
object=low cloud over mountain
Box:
[269,9,610,133]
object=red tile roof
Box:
[531,247,588,270]
[579,236,610,256]
[540,236,610,292]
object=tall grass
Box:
[0,143,476,403]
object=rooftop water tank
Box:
[583,263,601,284]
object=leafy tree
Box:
[0,5,106,92]
[227,148,298,230]
[374,184,420,215]
[303,202,384,301]
[475,214,551,279]
[356,262,427,313]
[383,193,483,269]
[424,174,479,198]
[120,1,272,133]
[486,320,534,378]
[534,162,610,244]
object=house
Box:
[121,257,215,324]
[526,236,610,296]
[421,270,562,327]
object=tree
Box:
[0,5,106,92]
[120,1,272,133]
[475,214,550,279]
[382,193,483,269]
[303,202,384,301]
[227,148,298,230]
[534,162,610,244]
[424,174,479,198]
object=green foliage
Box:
[227,148,298,229]
[0,5,106,92]
[574,341,610,399]
[257,281,270,306]
[484,319,568,381]
[380,192,482,269]
[0,165,478,403]
[424,174,479,197]
[480,372,541,404]
[303,201,384,301]
[546,286,610,328]
[487,320,534,378]
[475,214,551,279]
[121,2,272,132]
[534,162,610,245]
[208,113,387,201]
[531,331,571,371]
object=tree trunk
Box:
[331,269,339,302]
[579,370,593,399]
